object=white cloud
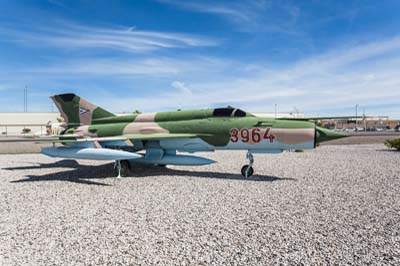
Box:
[158,0,302,34]
[171,81,192,94]
[0,21,219,53]
[2,31,400,118]
[91,36,400,118]
[6,56,230,78]
[26,58,182,76]
[158,0,258,22]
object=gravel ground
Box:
[0,144,399,265]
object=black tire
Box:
[241,165,254,177]
[114,160,131,177]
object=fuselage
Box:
[44,93,348,175]
[64,108,318,154]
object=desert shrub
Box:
[384,138,400,151]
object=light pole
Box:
[355,104,358,132]
[363,107,366,132]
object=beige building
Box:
[0,112,60,136]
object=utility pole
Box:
[23,86,29,112]
[274,104,277,118]
[355,104,358,132]
[363,107,366,132]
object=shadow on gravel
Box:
[127,164,294,182]
[9,163,113,186]
[3,159,80,170]
[8,161,294,185]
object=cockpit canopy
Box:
[213,107,247,117]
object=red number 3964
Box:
[230,127,275,143]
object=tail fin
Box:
[51,93,115,126]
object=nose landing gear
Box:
[241,151,254,178]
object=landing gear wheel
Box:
[114,160,130,178]
[241,151,255,178]
[241,165,254,178]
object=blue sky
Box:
[1,0,400,117]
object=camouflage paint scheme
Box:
[52,93,345,154]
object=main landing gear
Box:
[241,151,254,178]
[114,160,130,178]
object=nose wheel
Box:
[241,151,254,178]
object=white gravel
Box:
[0,144,399,265]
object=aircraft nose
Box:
[316,126,349,143]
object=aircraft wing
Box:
[2,133,213,162]
[0,133,211,143]
[62,133,210,143]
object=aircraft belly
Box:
[218,140,315,151]
[131,154,215,166]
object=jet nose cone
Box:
[316,126,349,143]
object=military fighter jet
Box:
[29,93,348,177]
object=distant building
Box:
[319,116,400,131]
[0,112,60,136]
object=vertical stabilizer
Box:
[51,93,115,126]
